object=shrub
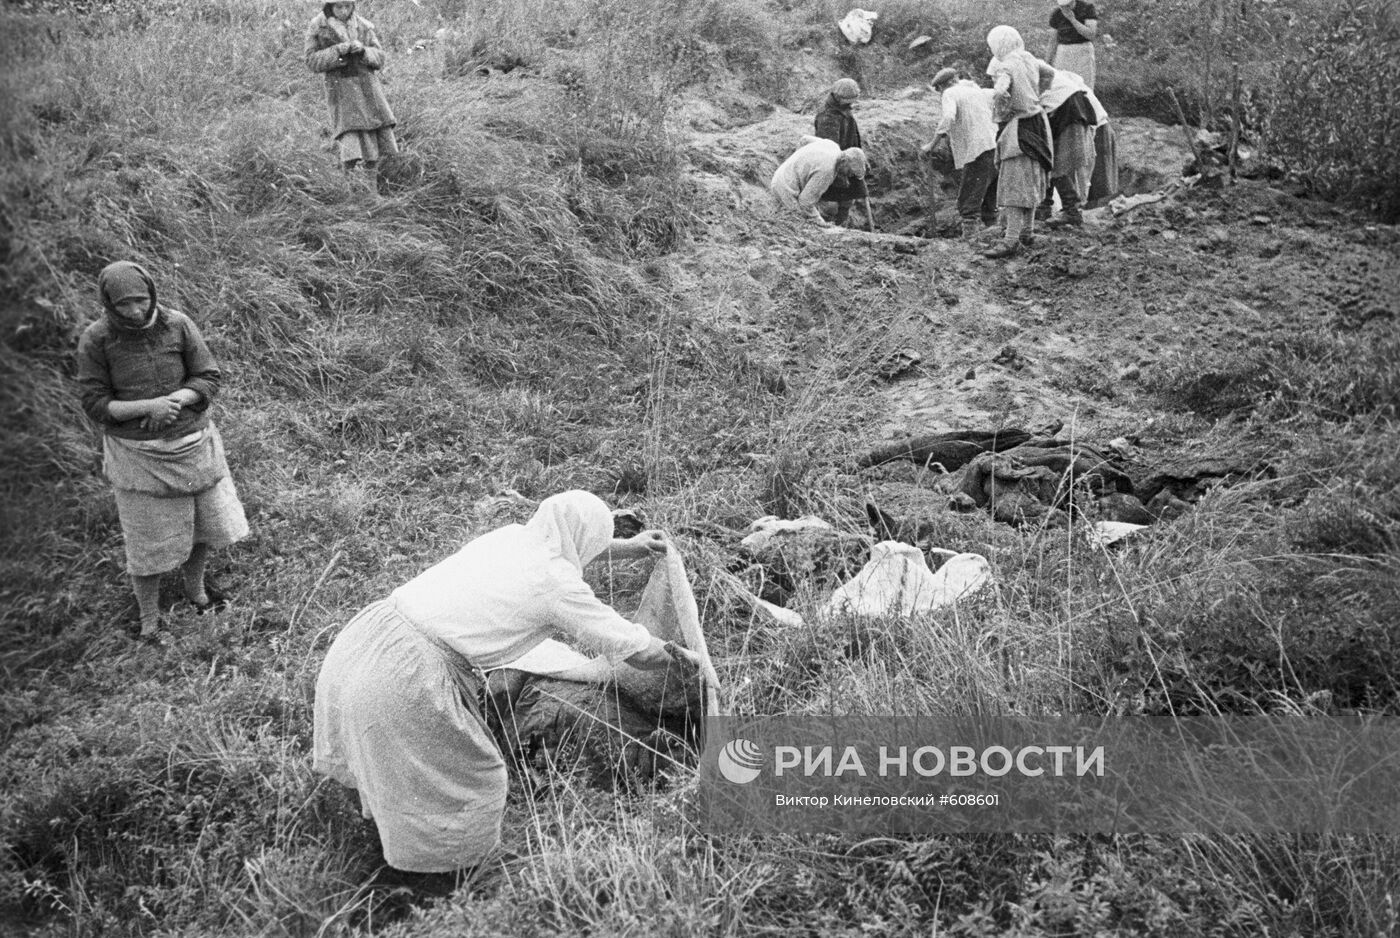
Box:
[1253,0,1400,220]
[1108,0,1399,219]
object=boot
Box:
[960,218,981,240]
[984,239,1020,259]
[1019,229,1036,248]
[1046,182,1083,228]
[1046,205,1082,229]
[1034,201,1052,222]
[363,162,383,200]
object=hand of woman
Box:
[604,530,669,562]
[623,636,674,671]
[633,530,668,556]
[143,395,182,429]
[664,641,704,675]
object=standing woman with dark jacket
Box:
[1046,0,1099,90]
[305,1,398,194]
[813,78,868,227]
[77,262,249,638]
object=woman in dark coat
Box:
[305,1,397,193]
[813,78,869,227]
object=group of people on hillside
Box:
[78,1,400,629]
[771,6,1111,260]
[73,0,1108,892]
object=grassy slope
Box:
[2,0,1399,935]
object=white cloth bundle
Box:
[824,541,991,618]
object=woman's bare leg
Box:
[132,573,161,635]
[182,542,210,607]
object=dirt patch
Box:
[668,83,1400,481]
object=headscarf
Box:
[316,3,363,43]
[987,25,1024,61]
[840,147,868,178]
[985,25,1046,119]
[525,490,614,573]
[99,260,158,331]
[832,78,860,102]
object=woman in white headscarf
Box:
[984,25,1057,258]
[313,490,675,875]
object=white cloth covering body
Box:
[824,541,992,619]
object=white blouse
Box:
[390,524,653,670]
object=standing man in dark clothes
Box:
[814,78,869,228]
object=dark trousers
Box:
[1040,175,1081,214]
[956,149,999,224]
[822,176,868,224]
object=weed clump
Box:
[1145,329,1400,423]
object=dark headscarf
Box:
[99,261,158,331]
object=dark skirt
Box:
[821,176,869,203]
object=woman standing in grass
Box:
[313,491,677,877]
[984,26,1056,259]
[77,261,249,639]
[305,1,397,194]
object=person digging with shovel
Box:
[813,78,874,231]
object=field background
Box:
[2,0,1398,934]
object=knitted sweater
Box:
[77,308,220,441]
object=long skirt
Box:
[114,477,248,576]
[338,127,399,165]
[997,155,1049,210]
[1053,42,1097,90]
[106,424,248,576]
[313,598,508,872]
